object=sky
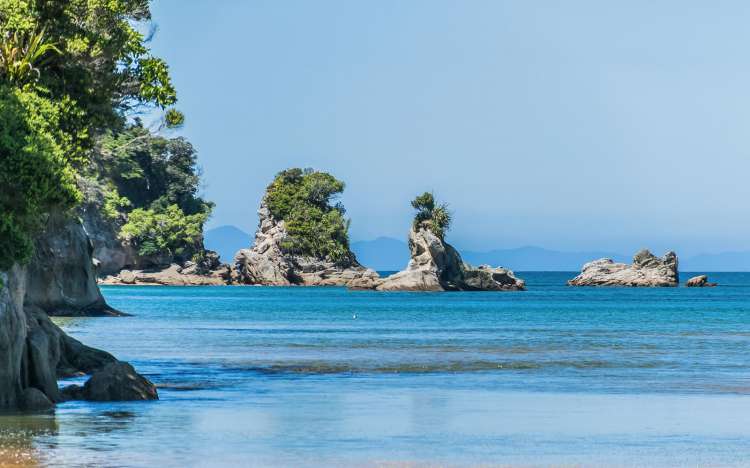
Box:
[148,0,750,256]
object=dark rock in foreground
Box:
[62,362,158,402]
[568,249,678,287]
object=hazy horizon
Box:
[149,1,750,257]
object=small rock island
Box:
[373,193,525,292]
[233,168,380,288]
[568,249,679,287]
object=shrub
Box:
[411,192,451,240]
[119,205,209,259]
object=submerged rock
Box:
[234,201,379,287]
[567,249,678,287]
[375,227,525,292]
[686,275,717,287]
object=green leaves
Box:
[119,205,209,259]
[265,168,352,264]
[0,28,60,84]
[411,191,452,240]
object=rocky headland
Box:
[373,193,525,292]
[567,249,679,287]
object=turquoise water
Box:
[3,272,750,466]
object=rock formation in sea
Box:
[374,227,526,292]
[234,201,380,288]
[373,192,525,292]
[685,274,718,287]
[567,249,679,287]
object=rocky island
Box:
[374,193,525,292]
[567,249,679,287]
[233,168,380,288]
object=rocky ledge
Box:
[100,253,232,286]
[686,275,718,287]
[373,227,525,292]
[568,249,678,287]
[233,202,380,288]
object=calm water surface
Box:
[3,272,750,467]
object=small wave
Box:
[224,358,666,375]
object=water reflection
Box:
[0,414,57,467]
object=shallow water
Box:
[4,272,750,467]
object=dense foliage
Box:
[119,205,208,259]
[95,123,213,259]
[411,192,452,240]
[0,85,79,270]
[0,0,190,271]
[265,168,353,263]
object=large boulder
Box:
[234,201,379,287]
[568,249,678,287]
[24,213,122,316]
[0,266,29,410]
[64,361,158,402]
[375,227,525,292]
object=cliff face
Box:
[25,213,121,316]
[376,227,526,292]
[0,266,28,409]
[567,249,679,287]
[234,201,380,287]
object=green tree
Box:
[265,168,353,263]
[411,192,451,240]
[119,204,208,259]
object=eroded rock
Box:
[686,275,717,287]
[234,202,379,287]
[568,249,678,287]
[375,227,525,292]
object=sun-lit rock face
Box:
[375,227,525,292]
[233,201,380,288]
[568,249,678,287]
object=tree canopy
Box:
[411,192,452,240]
[265,168,353,264]
[0,0,188,271]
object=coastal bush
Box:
[119,205,209,259]
[265,168,353,263]
[0,85,80,271]
[411,192,451,240]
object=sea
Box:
[2,272,750,467]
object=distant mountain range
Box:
[205,226,750,271]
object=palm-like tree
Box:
[411,192,452,240]
[0,29,60,84]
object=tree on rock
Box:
[411,192,452,240]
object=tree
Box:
[411,192,451,240]
[265,168,352,263]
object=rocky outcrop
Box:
[0,266,29,410]
[100,252,232,286]
[24,213,123,316]
[233,202,380,287]
[568,249,679,287]
[62,362,158,402]
[375,227,525,292]
[686,275,717,287]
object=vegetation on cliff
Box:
[265,168,353,263]
[92,123,213,261]
[411,192,452,240]
[0,0,208,271]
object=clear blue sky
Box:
[148,0,750,256]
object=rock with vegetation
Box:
[686,274,717,287]
[567,249,679,287]
[376,193,526,292]
[0,0,181,410]
[234,169,380,287]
